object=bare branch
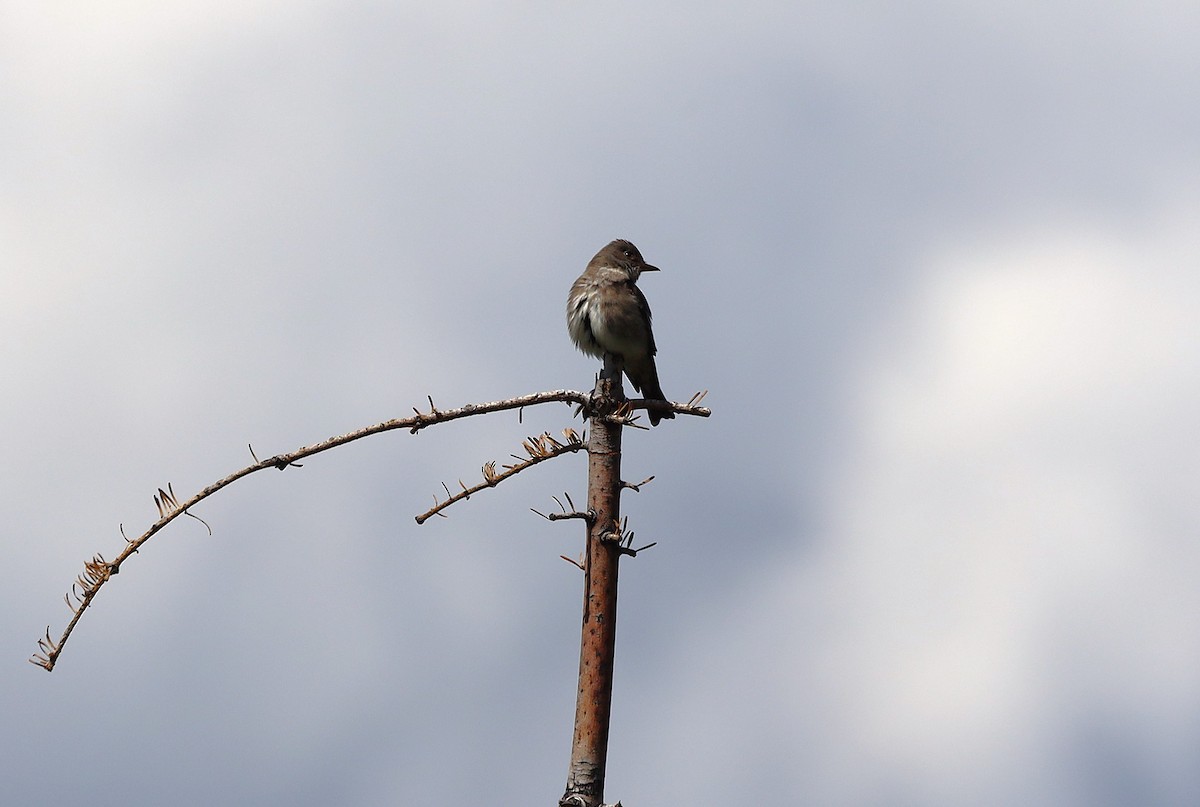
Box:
[560,553,586,572]
[621,476,654,493]
[625,393,711,421]
[32,389,591,672]
[583,391,710,429]
[415,429,586,524]
[593,515,657,559]
[541,510,594,522]
[532,489,595,523]
[532,508,594,523]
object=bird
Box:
[567,239,674,425]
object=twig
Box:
[624,389,711,422]
[621,476,655,493]
[532,491,594,523]
[598,516,657,558]
[416,429,586,523]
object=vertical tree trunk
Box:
[560,371,625,807]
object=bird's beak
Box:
[641,264,661,272]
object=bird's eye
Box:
[623,249,633,258]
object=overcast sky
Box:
[5,2,1200,805]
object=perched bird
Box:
[567,239,674,425]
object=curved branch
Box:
[31,389,590,672]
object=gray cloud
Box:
[5,3,1200,805]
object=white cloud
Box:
[640,204,1200,804]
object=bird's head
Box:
[593,239,660,281]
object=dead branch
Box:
[531,490,594,523]
[30,389,590,672]
[601,516,657,558]
[576,389,711,426]
[415,429,586,523]
[560,552,586,571]
[620,476,654,493]
[623,389,710,423]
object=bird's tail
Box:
[626,358,674,427]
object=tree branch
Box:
[32,386,711,671]
[624,389,711,423]
[31,389,590,672]
[415,429,586,523]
